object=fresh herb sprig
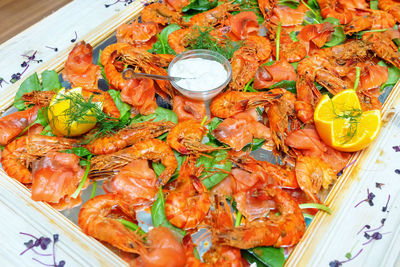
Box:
[187,27,242,60]
[53,91,131,142]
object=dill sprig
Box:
[330,100,363,144]
[187,27,242,59]
[53,91,130,141]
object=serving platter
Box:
[1,0,400,266]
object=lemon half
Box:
[47,87,100,137]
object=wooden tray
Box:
[1,1,400,265]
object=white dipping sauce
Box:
[169,58,228,91]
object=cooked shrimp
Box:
[0,106,39,146]
[345,9,396,35]
[229,36,271,90]
[22,91,55,107]
[89,138,177,184]
[168,28,194,54]
[165,157,211,229]
[215,184,306,248]
[295,156,336,203]
[103,159,158,210]
[210,91,282,118]
[141,3,186,26]
[86,121,174,155]
[62,41,100,90]
[267,89,299,154]
[31,152,84,208]
[166,120,220,155]
[100,43,131,66]
[272,31,307,63]
[379,0,400,22]
[78,194,145,253]
[189,2,239,27]
[172,95,206,123]
[294,100,314,123]
[1,135,76,184]
[104,51,128,91]
[317,0,353,24]
[363,31,400,68]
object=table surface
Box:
[0,2,400,267]
[0,0,71,44]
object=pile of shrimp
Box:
[1,0,400,266]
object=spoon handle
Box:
[122,68,174,81]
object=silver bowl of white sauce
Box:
[168,49,232,101]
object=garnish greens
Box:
[151,188,186,238]
[14,71,61,110]
[182,0,218,12]
[233,0,264,24]
[149,24,181,55]
[299,203,332,214]
[53,92,130,142]
[187,27,242,60]
[330,99,363,145]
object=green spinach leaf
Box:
[242,138,266,151]
[370,0,379,9]
[247,247,285,267]
[152,150,186,181]
[14,73,42,110]
[41,70,61,91]
[97,49,109,84]
[132,107,178,124]
[149,24,181,54]
[182,0,218,12]
[268,80,296,93]
[151,188,186,238]
[197,146,232,189]
[378,61,400,90]
[278,0,299,9]
[323,26,346,47]
[288,31,299,42]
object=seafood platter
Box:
[1,0,400,266]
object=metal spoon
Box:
[122,68,193,81]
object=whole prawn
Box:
[189,2,239,27]
[210,90,282,118]
[295,156,337,203]
[141,3,187,26]
[86,121,175,155]
[89,138,177,184]
[1,135,76,184]
[379,0,400,22]
[166,120,221,155]
[267,89,301,154]
[215,184,306,248]
[164,157,211,230]
[78,194,145,253]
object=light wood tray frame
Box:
[1,1,400,265]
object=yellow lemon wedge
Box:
[314,89,381,152]
[47,87,100,137]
